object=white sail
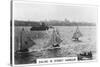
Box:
[47,28,62,47]
[19,28,34,50]
[72,26,83,39]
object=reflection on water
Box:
[15,48,71,64]
[41,48,63,58]
[15,47,95,64]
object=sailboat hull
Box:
[15,49,29,54]
[72,39,82,42]
[47,47,61,50]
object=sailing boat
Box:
[15,28,34,54]
[72,26,83,42]
[47,28,63,49]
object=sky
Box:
[13,1,98,23]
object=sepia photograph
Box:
[11,0,97,66]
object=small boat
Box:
[72,26,83,42]
[77,51,93,60]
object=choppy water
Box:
[14,26,96,64]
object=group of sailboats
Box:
[15,25,83,54]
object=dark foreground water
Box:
[15,47,96,64]
[15,48,77,64]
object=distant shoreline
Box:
[14,20,96,26]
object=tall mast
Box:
[19,28,24,50]
[76,26,80,33]
[18,34,20,50]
